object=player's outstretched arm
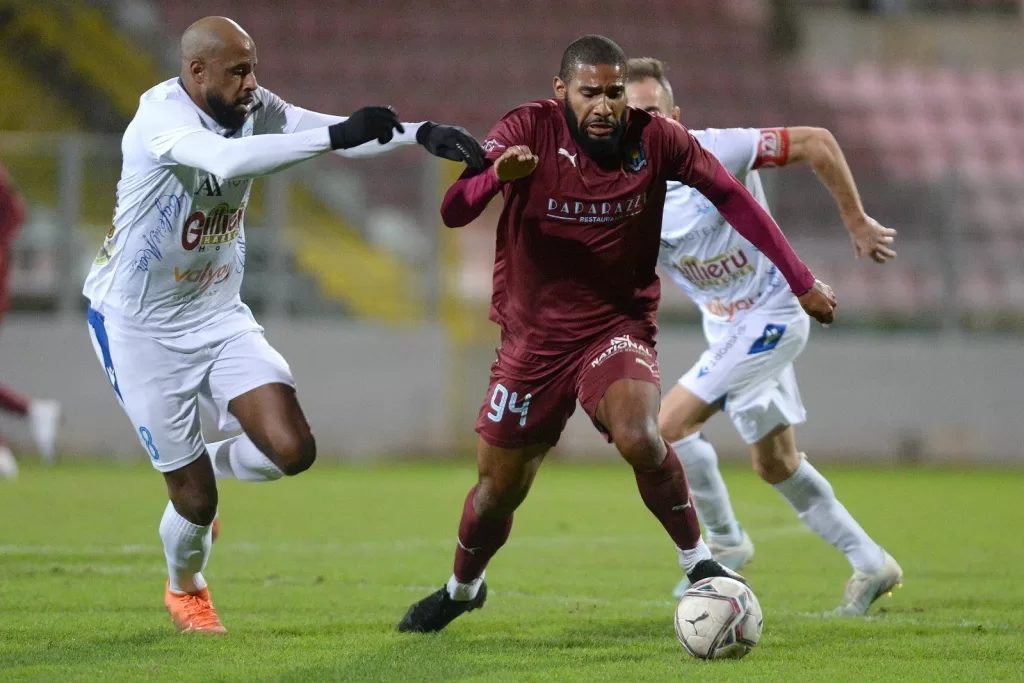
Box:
[166,106,404,180]
[440,145,538,228]
[782,127,896,263]
[264,97,484,168]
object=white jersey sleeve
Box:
[254,87,425,159]
[135,96,334,180]
[690,128,760,179]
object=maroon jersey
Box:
[0,163,25,242]
[441,99,813,356]
[485,100,718,352]
[0,163,27,318]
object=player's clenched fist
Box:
[798,279,837,326]
[329,106,404,149]
[494,146,539,182]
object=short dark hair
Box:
[559,34,627,83]
[626,57,674,107]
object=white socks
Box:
[774,458,885,574]
[159,501,212,594]
[672,433,743,546]
[208,435,284,482]
[447,571,486,601]
[677,537,714,574]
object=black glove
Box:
[329,106,404,150]
[416,122,486,171]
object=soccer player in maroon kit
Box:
[398,35,837,632]
[0,162,62,478]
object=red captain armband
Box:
[752,128,790,169]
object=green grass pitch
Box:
[1,461,1022,682]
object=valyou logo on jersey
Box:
[173,262,231,291]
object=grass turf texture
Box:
[1,462,1022,682]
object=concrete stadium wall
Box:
[1,316,1020,464]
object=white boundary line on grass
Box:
[0,524,810,557]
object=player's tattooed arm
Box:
[771,127,896,264]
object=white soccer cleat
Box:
[28,399,61,464]
[674,529,755,598]
[834,551,903,616]
[0,445,18,479]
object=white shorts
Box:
[679,308,810,444]
[86,304,294,473]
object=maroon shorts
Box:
[475,327,661,449]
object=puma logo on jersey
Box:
[558,148,578,167]
[635,357,657,375]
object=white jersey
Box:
[83,78,421,336]
[659,128,801,342]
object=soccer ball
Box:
[674,576,763,660]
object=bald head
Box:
[179,16,258,130]
[180,16,253,67]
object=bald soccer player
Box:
[82,17,485,633]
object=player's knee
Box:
[172,486,218,526]
[272,429,317,476]
[614,418,665,470]
[475,475,526,518]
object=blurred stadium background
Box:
[0,0,1021,464]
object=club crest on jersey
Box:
[242,117,254,138]
[626,141,648,173]
[483,139,506,154]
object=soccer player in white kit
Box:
[626,58,903,615]
[82,16,486,633]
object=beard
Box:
[205,90,248,131]
[562,99,626,166]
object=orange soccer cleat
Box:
[164,581,227,633]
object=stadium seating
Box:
[146,1,1024,317]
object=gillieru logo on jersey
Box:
[590,334,653,368]
[675,246,753,289]
[546,192,648,224]
[182,202,243,251]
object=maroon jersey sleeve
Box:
[440,105,538,228]
[660,119,815,295]
[0,164,27,241]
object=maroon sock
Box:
[0,385,30,416]
[452,485,514,583]
[634,442,702,550]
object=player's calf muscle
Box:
[750,425,800,484]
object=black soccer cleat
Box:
[686,559,748,587]
[397,582,488,633]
